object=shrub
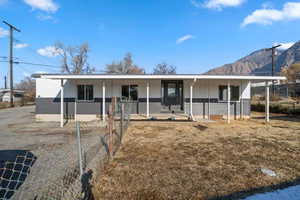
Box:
[251,94,281,102]
[251,103,300,115]
[251,103,265,112]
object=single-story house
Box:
[0,89,25,102]
[32,74,285,127]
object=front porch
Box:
[55,78,266,126]
[33,74,284,127]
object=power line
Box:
[0,60,61,69]
[16,61,61,69]
[0,56,19,60]
[13,37,60,67]
[15,64,34,75]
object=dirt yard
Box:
[94,116,300,200]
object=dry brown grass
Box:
[93,116,300,200]
[0,102,11,109]
[0,101,34,109]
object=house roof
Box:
[0,89,25,93]
[32,73,286,82]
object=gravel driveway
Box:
[0,106,106,199]
[0,106,61,150]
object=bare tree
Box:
[15,77,36,101]
[105,53,145,74]
[153,62,176,74]
[281,62,300,97]
[55,42,95,74]
[281,63,300,83]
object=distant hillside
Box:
[253,41,300,75]
[205,41,300,75]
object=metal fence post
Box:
[74,99,77,122]
[76,121,83,176]
[108,104,113,158]
[120,103,124,142]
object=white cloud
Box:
[37,46,62,57]
[242,2,300,27]
[14,43,29,49]
[192,0,245,10]
[0,27,9,38]
[23,0,59,12]
[37,13,58,22]
[37,14,53,20]
[274,42,295,50]
[176,35,194,44]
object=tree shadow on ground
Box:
[100,134,109,156]
[208,177,300,200]
[194,124,208,131]
[0,150,37,199]
[130,119,190,122]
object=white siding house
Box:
[0,89,24,102]
[33,74,285,127]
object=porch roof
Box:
[32,73,286,82]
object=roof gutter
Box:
[32,74,286,81]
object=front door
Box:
[161,80,183,111]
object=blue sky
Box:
[0,0,300,86]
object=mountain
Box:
[253,41,300,75]
[205,41,300,75]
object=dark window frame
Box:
[121,85,138,101]
[219,85,240,101]
[77,85,94,101]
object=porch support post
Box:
[146,81,150,118]
[60,79,64,128]
[240,80,243,120]
[190,79,196,121]
[227,81,231,124]
[207,80,210,120]
[265,81,270,123]
[102,81,106,121]
[190,84,193,119]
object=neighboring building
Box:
[32,74,285,126]
[0,89,25,102]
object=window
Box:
[77,85,93,101]
[121,85,138,101]
[14,93,23,98]
[167,83,176,97]
[219,85,239,101]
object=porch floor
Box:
[130,114,215,122]
[131,113,189,121]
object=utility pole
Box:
[4,76,7,89]
[3,21,20,107]
[266,44,281,96]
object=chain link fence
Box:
[0,100,131,200]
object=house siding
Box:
[185,100,251,117]
[35,78,252,120]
